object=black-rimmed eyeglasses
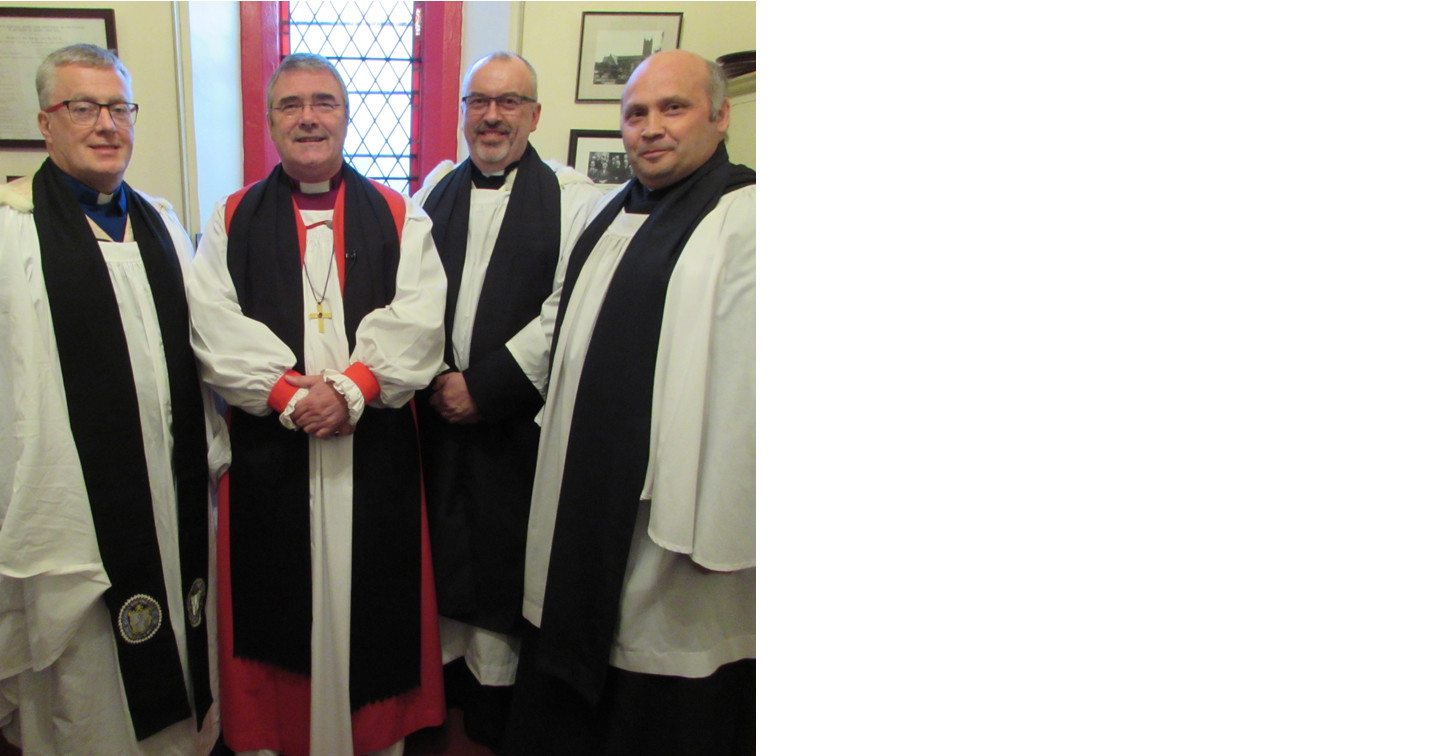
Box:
[43,100,139,127]
[462,94,536,114]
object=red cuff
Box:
[343,362,380,404]
[267,369,303,413]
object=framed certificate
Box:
[0,8,117,147]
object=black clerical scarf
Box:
[419,145,561,634]
[32,158,213,740]
[537,144,756,704]
[223,162,422,710]
[423,144,560,388]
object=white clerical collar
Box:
[94,190,115,205]
[287,171,343,194]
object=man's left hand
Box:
[429,371,481,424]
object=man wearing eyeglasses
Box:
[185,52,446,756]
[0,44,222,754]
[409,50,603,751]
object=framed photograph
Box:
[0,8,117,147]
[568,130,633,186]
[575,11,682,102]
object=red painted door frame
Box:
[413,2,463,193]
[239,1,282,184]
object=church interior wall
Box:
[179,1,242,236]
[515,1,757,170]
[0,1,755,238]
[0,1,188,214]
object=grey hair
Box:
[703,57,726,121]
[463,51,539,100]
[36,44,131,108]
[266,52,349,112]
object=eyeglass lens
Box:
[69,101,138,126]
[274,102,341,117]
[466,95,528,113]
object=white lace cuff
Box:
[323,369,366,426]
[278,388,310,430]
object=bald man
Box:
[507,49,756,756]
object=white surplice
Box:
[522,185,757,680]
[0,176,224,755]
[413,159,604,686]
[186,192,444,756]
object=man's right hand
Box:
[287,374,351,438]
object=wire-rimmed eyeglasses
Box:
[270,101,345,119]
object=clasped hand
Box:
[286,373,354,438]
[429,371,481,424]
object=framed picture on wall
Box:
[568,129,633,186]
[575,11,682,102]
[0,8,117,147]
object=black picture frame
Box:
[575,11,682,103]
[568,129,633,186]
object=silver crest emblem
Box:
[117,594,163,644]
[186,578,206,628]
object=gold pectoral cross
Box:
[309,299,332,333]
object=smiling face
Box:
[620,51,729,191]
[37,64,134,194]
[462,56,541,173]
[268,68,347,183]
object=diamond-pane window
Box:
[284,1,416,194]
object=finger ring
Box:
[332,431,341,437]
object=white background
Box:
[763,1,1440,752]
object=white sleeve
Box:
[347,195,446,407]
[643,188,756,570]
[150,196,232,479]
[185,200,300,417]
[0,203,109,685]
[504,180,616,395]
[412,159,456,207]
[555,173,610,287]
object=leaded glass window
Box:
[284,1,416,194]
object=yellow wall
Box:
[0,1,188,213]
[515,1,756,169]
[0,0,757,234]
